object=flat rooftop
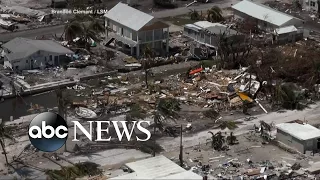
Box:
[276,123,320,141]
[110,155,203,179]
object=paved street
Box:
[0,0,276,42]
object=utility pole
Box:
[179,124,183,167]
[153,99,158,157]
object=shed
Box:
[110,155,203,179]
[276,122,320,154]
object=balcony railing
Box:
[138,32,168,43]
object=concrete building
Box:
[231,0,304,32]
[110,155,203,179]
[2,37,74,72]
[104,2,170,58]
[276,122,320,154]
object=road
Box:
[158,102,320,152]
[0,0,272,42]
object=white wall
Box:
[107,19,134,40]
[5,50,72,71]
[301,0,319,11]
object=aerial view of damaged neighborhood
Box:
[3,0,320,179]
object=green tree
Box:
[189,9,202,20]
[62,16,104,50]
[207,131,225,150]
[206,6,224,22]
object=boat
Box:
[75,107,98,119]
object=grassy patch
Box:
[161,14,197,26]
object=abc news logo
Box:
[28,112,151,152]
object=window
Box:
[26,60,28,63]
[201,33,204,38]
[311,1,316,7]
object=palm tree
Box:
[62,19,83,42]
[62,16,104,50]
[79,22,103,50]
[226,132,238,145]
[152,97,181,155]
[0,121,15,166]
[206,6,224,22]
[142,45,154,89]
[189,9,202,20]
[207,131,225,150]
[56,88,70,152]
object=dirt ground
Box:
[163,133,317,178]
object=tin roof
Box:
[232,0,301,26]
[104,2,154,31]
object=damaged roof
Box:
[185,21,238,35]
[274,25,298,35]
[276,123,320,141]
[3,37,73,61]
[110,155,202,179]
[232,0,301,27]
[104,2,154,31]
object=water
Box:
[0,91,58,121]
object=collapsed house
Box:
[0,18,16,31]
[0,5,51,22]
[104,2,170,58]
[2,37,74,71]
[276,122,320,154]
[183,21,244,59]
[231,0,305,41]
[110,155,203,179]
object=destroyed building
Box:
[2,37,74,71]
[276,122,320,154]
[231,0,304,35]
[104,2,170,58]
[110,155,203,179]
[183,21,244,59]
[299,0,319,12]
[0,5,51,21]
